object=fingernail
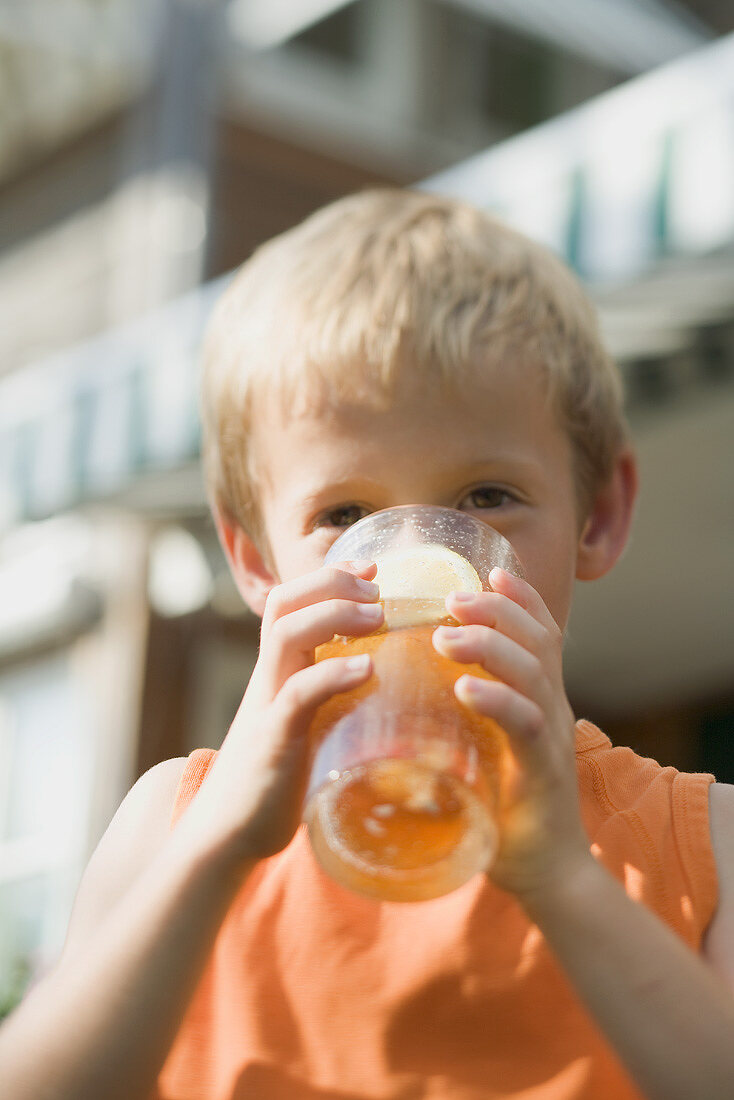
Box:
[355,577,380,598]
[345,654,370,673]
[358,602,384,619]
[436,625,462,638]
[489,566,508,583]
[450,591,476,603]
[456,675,481,697]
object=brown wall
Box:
[205,117,406,277]
[136,608,260,777]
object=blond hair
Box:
[200,188,627,543]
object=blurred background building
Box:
[1,0,733,1011]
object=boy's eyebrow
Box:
[450,457,547,480]
[294,478,386,511]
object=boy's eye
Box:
[461,486,513,510]
[315,504,370,529]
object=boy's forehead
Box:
[253,351,550,426]
[251,396,391,498]
[251,361,566,504]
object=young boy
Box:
[3,188,734,1100]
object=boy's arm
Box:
[436,568,734,1100]
[520,827,734,1100]
[0,562,381,1100]
[58,757,187,967]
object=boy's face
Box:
[248,366,589,633]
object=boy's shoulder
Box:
[56,757,188,971]
[704,781,734,977]
[708,780,734,844]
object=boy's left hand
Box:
[433,566,593,903]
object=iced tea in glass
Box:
[303,505,522,902]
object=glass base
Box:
[304,758,498,902]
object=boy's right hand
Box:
[179,560,382,865]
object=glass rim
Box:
[323,503,524,580]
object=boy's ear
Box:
[576,447,639,582]
[213,507,276,617]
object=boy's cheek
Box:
[266,539,323,585]
[503,523,579,628]
[515,568,573,634]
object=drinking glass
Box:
[303,505,523,902]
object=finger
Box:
[264,598,383,697]
[275,653,373,737]
[433,624,550,706]
[488,568,560,636]
[334,559,379,579]
[454,674,546,774]
[445,590,548,654]
[261,562,378,637]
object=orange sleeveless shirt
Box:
[156,721,717,1100]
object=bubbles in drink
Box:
[306,757,498,902]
